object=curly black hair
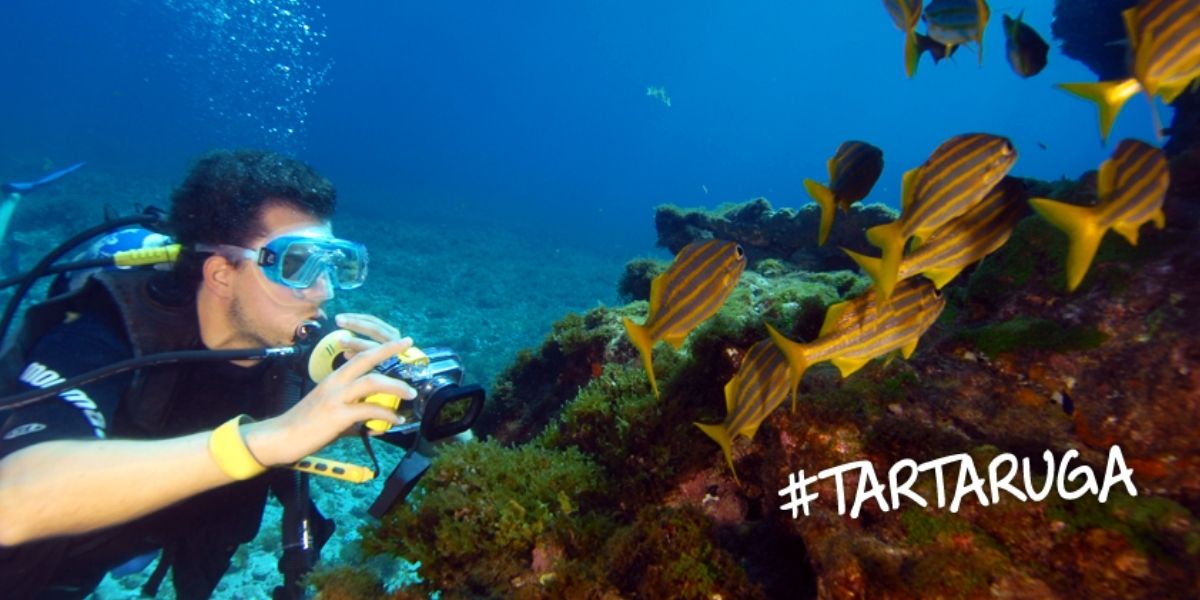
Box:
[167,149,336,288]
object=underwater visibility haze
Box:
[0,1,1163,251]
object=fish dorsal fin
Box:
[649,271,666,317]
[900,167,920,214]
[819,301,850,338]
[1097,155,1117,204]
[832,355,871,378]
[1121,7,1141,59]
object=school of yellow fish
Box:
[618,0,1192,479]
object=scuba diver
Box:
[1,161,86,276]
[0,150,416,599]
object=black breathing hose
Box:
[0,345,298,411]
[0,212,164,346]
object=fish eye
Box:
[735,245,745,258]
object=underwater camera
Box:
[306,328,485,439]
[299,324,486,517]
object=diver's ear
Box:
[202,254,239,299]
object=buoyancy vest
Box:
[0,269,312,599]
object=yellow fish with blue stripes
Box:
[694,338,791,480]
[768,278,946,402]
[865,133,1017,300]
[1029,138,1168,292]
[624,240,747,397]
[845,176,1026,298]
[1058,0,1200,141]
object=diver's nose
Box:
[303,270,336,302]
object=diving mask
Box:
[196,233,369,290]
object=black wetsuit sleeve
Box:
[0,308,133,459]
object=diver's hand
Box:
[336,312,401,339]
[334,313,402,357]
[244,339,417,466]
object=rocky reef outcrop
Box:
[654,199,895,273]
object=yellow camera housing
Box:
[307,328,429,432]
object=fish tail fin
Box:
[1056,79,1142,143]
[1028,197,1104,292]
[865,221,904,301]
[904,29,920,78]
[695,422,739,483]
[766,324,810,413]
[623,316,660,397]
[804,178,837,246]
[842,247,894,299]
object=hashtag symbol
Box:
[778,469,819,518]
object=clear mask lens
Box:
[272,237,368,290]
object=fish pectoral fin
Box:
[832,356,871,378]
[900,338,920,359]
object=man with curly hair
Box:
[0,150,412,598]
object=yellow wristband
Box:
[209,415,267,480]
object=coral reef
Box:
[366,159,1200,597]
[654,199,896,272]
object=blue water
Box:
[1,0,1166,257]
